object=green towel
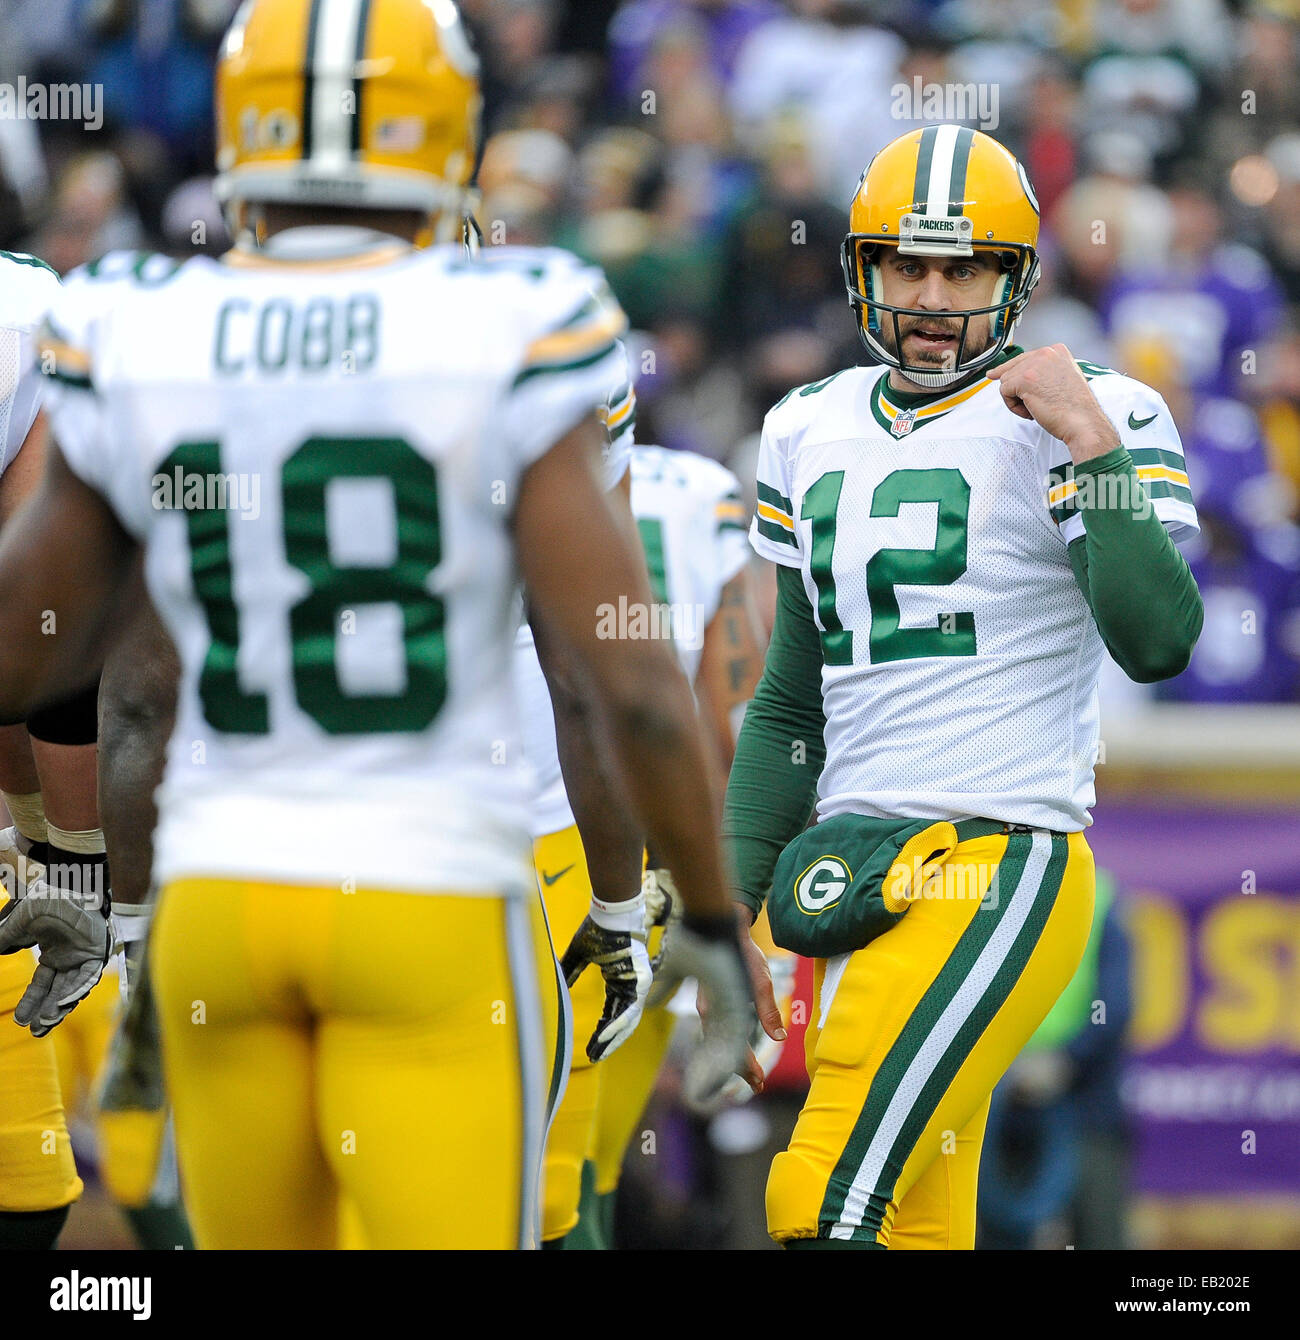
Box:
[768,814,1006,958]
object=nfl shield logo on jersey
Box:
[891,408,917,438]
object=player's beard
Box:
[877,311,993,376]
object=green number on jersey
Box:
[866,469,975,663]
[282,437,445,733]
[802,467,976,666]
[161,440,269,733]
[801,471,852,665]
[163,435,446,735]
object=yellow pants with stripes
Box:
[0,948,82,1212]
[534,825,604,1241]
[768,828,1094,1248]
[152,877,554,1250]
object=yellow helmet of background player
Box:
[841,124,1041,389]
[214,0,481,243]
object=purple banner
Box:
[1088,802,1300,1194]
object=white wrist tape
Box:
[111,901,153,944]
[589,889,647,935]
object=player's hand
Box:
[0,825,45,902]
[714,904,786,1096]
[716,952,796,1106]
[100,931,165,1115]
[560,891,654,1063]
[986,344,1120,461]
[0,874,112,1037]
[642,867,684,1008]
[655,905,764,1108]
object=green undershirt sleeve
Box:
[1066,445,1204,683]
[722,563,827,917]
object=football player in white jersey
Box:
[0,251,186,1252]
[724,125,1203,1248]
[0,249,92,1249]
[0,0,752,1250]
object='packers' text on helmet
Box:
[841,124,1041,389]
[215,0,481,243]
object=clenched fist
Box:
[987,344,1121,464]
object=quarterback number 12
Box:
[161,435,446,735]
[803,467,976,665]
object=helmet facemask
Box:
[841,235,1040,390]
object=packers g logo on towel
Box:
[794,856,852,915]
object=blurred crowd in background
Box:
[2,0,1300,702]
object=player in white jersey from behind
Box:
[0,250,91,1249]
[0,0,752,1250]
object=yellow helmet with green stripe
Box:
[214,0,481,243]
[841,124,1041,388]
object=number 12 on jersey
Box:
[801,467,977,666]
[161,435,447,735]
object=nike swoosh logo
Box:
[541,864,574,887]
[1127,411,1158,430]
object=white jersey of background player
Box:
[629,445,752,686]
[39,243,628,897]
[0,251,57,478]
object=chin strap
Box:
[896,350,1002,391]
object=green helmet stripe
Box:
[947,126,974,215]
[911,126,937,211]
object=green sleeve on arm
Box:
[1066,445,1204,683]
[722,563,827,917]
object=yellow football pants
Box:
[535,825,604,1241]
[768,828,1094,1248]
[152,877,554,1250]
[0,947,81,1212]
[590,991,676,1194]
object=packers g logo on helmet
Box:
[840,124,1041,389]
[215,0,481,240]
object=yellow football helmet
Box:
[841,124,1041,388]
[214,0,481,243]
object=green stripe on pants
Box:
[818,831,1068,1240]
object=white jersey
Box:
[750,358,1198,832]
[515,442,750,840]
[40,234,627,895]
[630,445,751,686]
[0,250,59,475]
